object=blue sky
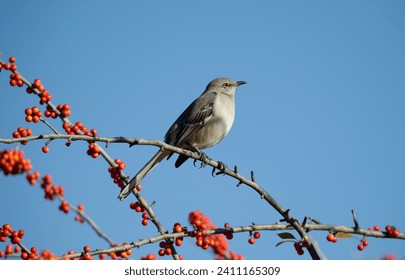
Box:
[1,1,404,260]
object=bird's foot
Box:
[193,151,211,168]
[211,161,228,176]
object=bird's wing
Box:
[164,91,217,147]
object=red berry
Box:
[158,249,165,256]
[253,231,261,239]
[129,202,137,210]
[373,225,380,231]
[164,247,172,255]
[25,108,32,116]
[326,233,335,242]
[385,225,393,233]
[30,247,37,254]
[3,224,12,232]
[391,229,400,238]
[9,57,16,63]
[42,146,49,153]
[142,219,148,226]
[11,236,21,244]
[357,244,364,251]
[21,252,28,259]
[10,64,17,72]
[25,115,33,122]
[83,246,90,253]
[33,79,42,88]
[175,238,183,246]
[248,237,255,244]
[362,240,369,247]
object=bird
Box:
[118,77,246,200]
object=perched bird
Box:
[118,77,246,200]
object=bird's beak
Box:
[236,81,247,87]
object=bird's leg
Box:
[188,144,211,168]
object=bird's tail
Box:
[117,149,170,200]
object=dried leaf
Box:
[275,240,295,247]
[277,232,296,240]
[336,232,354,238]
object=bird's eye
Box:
[223,83,229,87]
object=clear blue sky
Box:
[1,1,404,260]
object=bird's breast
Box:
[190,94,235,149]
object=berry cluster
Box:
[129,201,149,226]
[81,245,93,260]
[0,57,18,73]
[40,174,64,201]
[12,127,32,145]
[24,106,42,123]
[32,78,45,92]
[293,241,309,256]
[56,104,71,118]
[108,159,126,188]
[357,239,369,251]
[0,224,24,244]
[44,104,70,119]
[74,204,85,223]
[158,240,179,258]
[0,244,20,258]
[87,143,101,158]
[9,73,24,87]
[141,253,157,260]
[59,200,70,214]
[109,243,133,260]
[0,224,42,260]
[61,120,97,137]
[385,225,400,238]
[189,210,243,260]
[248,231,261,245]
[26,171,40,185]
[39,90,52,105]
[0,149,32,175]
[326,233,338,243]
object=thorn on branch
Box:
[234,165,238,174]
[307,216,321,224]
[302,216,307,227]
[279,209,291,222]
[251,171,255,182]
[150,201,156,209]
[351,209,359,229]
[129,139,140,147]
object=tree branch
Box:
[1,134,324,259]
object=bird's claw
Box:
[193,151,210,168]
[212,161,228,176]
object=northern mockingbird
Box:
[118,77,246,200]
